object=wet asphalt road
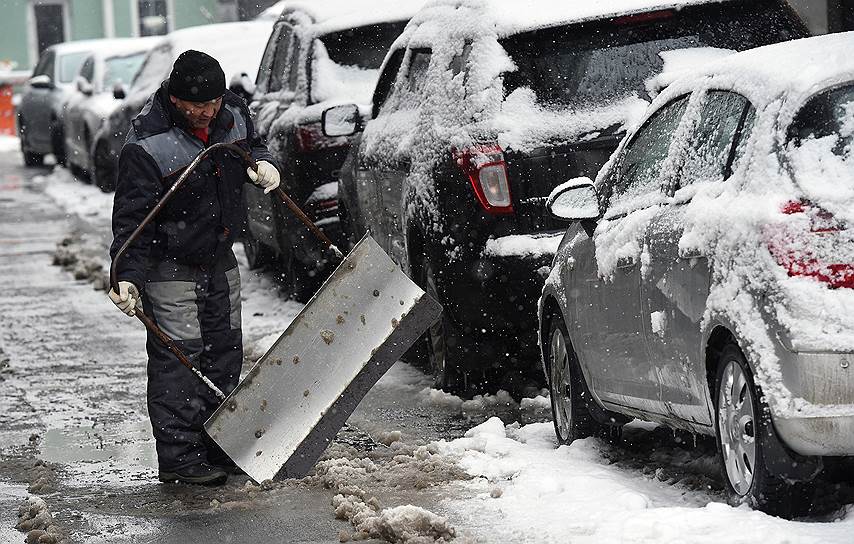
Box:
[0,148,552,543]
[0,150,366,543]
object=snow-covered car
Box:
[324,0,807,395]
[90,21,273,191]
[243,0,424,301]
[62,38,160,180]
[17,40,101,167]
[539,31,854,517]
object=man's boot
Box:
[158,463,228,485]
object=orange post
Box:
[0,84,14,136]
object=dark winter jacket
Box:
[110,82,276,288]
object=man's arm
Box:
[109,143,163,289]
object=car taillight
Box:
[765,199,854,289]
[453,144,513,214]
[296,123,348,153]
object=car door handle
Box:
[617,256,636,269]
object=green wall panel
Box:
[69,0,105,40]
[0,0,31,69]
[172,0,219,30]
[113,0,134,37]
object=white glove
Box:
[247,161,280,194]
[108,281,140,317]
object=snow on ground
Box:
[430,418,854,543]
[32,166,113,223]
[0,136,19,153]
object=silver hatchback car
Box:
[539,32,854,517]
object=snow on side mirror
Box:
[228,72,255,101]
[322,104,361,137]
[29,74,53,89]
[547,177,600,221]
[113,83,127,100]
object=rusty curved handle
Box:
[110,142,256,292]
[109,142,255,402]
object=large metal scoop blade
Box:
[204,235,442,482]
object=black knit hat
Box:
[168,50,225,102]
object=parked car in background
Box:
[18,40,100,166]
[90,21,273,191]
[324,0,807,395]
[62,38,160,179]
[243,0,425,301]
[540,31,854,517]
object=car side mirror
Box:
[29,74,53,89]
[112,83,127,100]
[76,76,94,96]
[322,104,361,137]
[228,72,256,102]
[547,177,600,221]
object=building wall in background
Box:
[0,1,30,71]
[172,0,219,30]
[69,0,104,40]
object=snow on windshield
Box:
[312,22,407,104]
[103,53,147,90]
[311,39,380,105]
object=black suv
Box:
[324,0,807,395]
[243,2,423,300]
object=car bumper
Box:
[444,250,554,343]
[774,347,854,456]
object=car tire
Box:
[23,151,44,167]
[546,316,599,444]
[419,258,467,395]
[714,342,812,517]
[51,120,66,166]
[93,140,115,192]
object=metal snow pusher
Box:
[111,143,442,483]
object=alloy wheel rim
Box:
[718,359,757,496]
[549,326,572,441]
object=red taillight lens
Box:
[453,144,513,214]
[296,123,349,153]
[765,199,854,289]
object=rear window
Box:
[319,22,407,71]
[311,21,408,104]
[786,83,854,190]
[500,1,803,113]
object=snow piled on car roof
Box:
[260,0,425,34]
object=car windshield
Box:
[786,83,854,190]
[501,2,802,113]
[58,51,89,83]
[130,45,172,93]
[311,21,408,103]
[103,52,148,91]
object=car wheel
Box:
[420,258,466,395]
[93,141,116,192]
[51,120,66,166]
[715,342,811,517]
[243,232,276,270]
[23,151,44,167]
[546,316,598,444]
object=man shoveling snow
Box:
[108,50,280,486]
